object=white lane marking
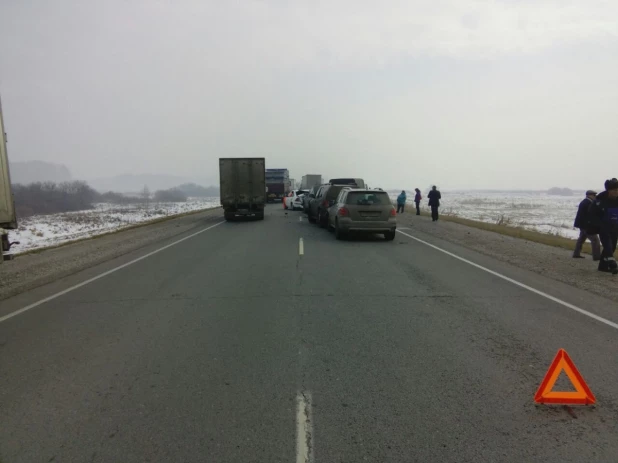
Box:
[0,221,226,324]
[296,391,313,463]
[299,238,304,256]
[396,230,618,331]
[299,216,303,222]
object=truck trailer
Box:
[301,174,322,189]
[0,95,18,262]
[265,168,291,202]
[219,158,266,221]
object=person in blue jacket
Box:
[587,178,618,274]
[396,190,407,214]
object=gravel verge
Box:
[0,208,223,301]
[397,213,618,304]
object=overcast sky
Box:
[1,0,617,190]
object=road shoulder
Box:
[396,213,618,303]
[0,208,223,301]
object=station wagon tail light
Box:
[390,207,396,216]
[338,207,349,216]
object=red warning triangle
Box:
[534,349,595,405]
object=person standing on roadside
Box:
[427,185,441,222]
[587,178,618,274]
[572,190,601,260]
[414,188,422,215]
[396,190,407,213]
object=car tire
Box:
[318,211,326,228]
[308,213,316,223]
[384,230,396,241]
[256,212,264,220]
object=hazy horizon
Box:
[1,1,617,192]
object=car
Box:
[284,189,309,210]
[308,183,354,227]
[328,178,366,188]
[327,188,397,240]
[302,184,321,213]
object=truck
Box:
[0,95,18,263]
[301,174,322,190]
[219,158,266,221]
[265,168,291,202]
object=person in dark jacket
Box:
[573,190,601,260]
[414,188,422,215]
[587,178,618,274]
[427,186,441,221]
[396,190,407,213]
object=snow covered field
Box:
[390,190,584,239]
[10,197,220,253]
[7,191,586,254]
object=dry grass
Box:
[432,213,591,254]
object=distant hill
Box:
[88,174,214,194]
[9,161,72,184]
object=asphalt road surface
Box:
[2,204,618,462]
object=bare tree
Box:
[141,185,150,209]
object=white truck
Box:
[301,174,322,190]
[0,95,18,262]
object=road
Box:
[1,204,618,462]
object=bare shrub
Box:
[153,188,188,202]
[12,181,99,217]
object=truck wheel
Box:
[225,213,235,222]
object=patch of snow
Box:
[11,197,221,254]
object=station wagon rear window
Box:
[346,192,390,205]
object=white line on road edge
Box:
[299,238,304,256]
[0,221,226,324]
[396,230,618,331]
[296,391,313,463]
[299,216,303,222]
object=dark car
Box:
[308,184,354,227]
[303,184,321,213]
[328,178,366,188]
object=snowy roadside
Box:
[10,197,221,254]
[389,190,582,239]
